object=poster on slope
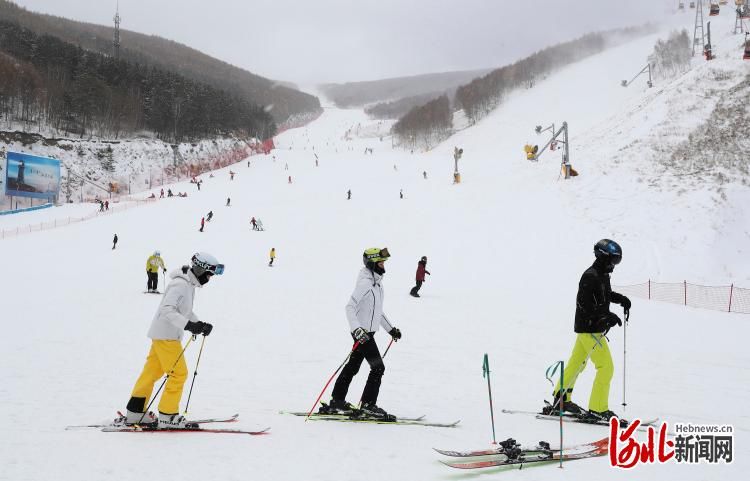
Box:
[4,152,60,200]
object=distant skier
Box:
[230,171,235,181]
[226,198,231,206]
[123,252,223,428]
[256,218,264,231]
[288,175,292,184]
[146,251,167,293]
[206,211,213,222]
[409,256,430,298]
[268,247,276,266]
[105,200,109,211]
[347,189,351,200]
[160,189,165,199]
[112,233,118,250]
[167,189,173,197]
[321,248,401,420]
[399,189,403,199]
[543,239,631,422]
[199,217,205,232]
[285,163,289,170]
[197,181,201,191]
[251,217,257,230]
[423,171,427,180]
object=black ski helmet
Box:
[594,239,622,265]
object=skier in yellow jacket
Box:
[269,247,276,267]
[146,251,167,293]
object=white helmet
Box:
[191,252,224,276]
[154,250,161,256]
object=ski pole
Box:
[306,341,360,420]
[482,354,497,444]
[382,337,395,358]
[183,334,207,416]
[545,360,565,469]
[138,336,194,425]
[622,308,629,411]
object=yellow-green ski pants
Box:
[130,340,188,415]
[554,333,614,413]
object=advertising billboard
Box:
[5,152,60,200]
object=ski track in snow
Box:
[1,10,749,481]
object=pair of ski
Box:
[437,437,610,469]
[281,409,460,428]
[66,413,269,435]
[501,407,660,431]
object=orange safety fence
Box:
[613,280,750,314]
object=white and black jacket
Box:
[345,267,395,334]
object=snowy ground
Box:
[1,9,749,481]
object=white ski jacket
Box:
[346,267,395,334]
[147,268,202,341]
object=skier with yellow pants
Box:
[544,239,631,422]
[124,252,223,428]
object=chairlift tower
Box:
[693,0,706,56]
[113,1,121,60]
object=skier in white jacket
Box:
[124,252,224,429]
[324,247,402,420]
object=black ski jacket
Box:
[574,260,627,333]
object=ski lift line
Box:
[63,165,112,194]
[621,64,653,88]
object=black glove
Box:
[352,327,370,344]
[185,320,208,335]
[201,322,213,336]
[389,327,402,340]
[603,312,622,329]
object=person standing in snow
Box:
[543,239,631,422]
[123,252,223,428]
[322,248,402,419]
[160,188,165,198]
[226,198,231,207]
[146,251,167,293]
[251,217,257,230]
[199,217,205,232]
[347,189,351,200]
[268,247,276,266]
[409,256,430,298]
[112,233,118,250]
[206,211,213,222]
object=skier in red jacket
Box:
[409,256,430,298]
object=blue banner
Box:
[5,152,60,200]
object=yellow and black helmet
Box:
[363,247,391,265]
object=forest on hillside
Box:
[0,20,276,141]
[0,0,321,125]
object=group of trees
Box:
[392,95,451,149]
[391,26,656,148]
[0,20,276,141]
[648,30,691,81]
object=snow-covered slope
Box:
[1,10,748,481]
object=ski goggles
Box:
[365,247,391,263]
[193,259,225,275]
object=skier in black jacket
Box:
[544,239,631,421]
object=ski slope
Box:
[1,11,749,481]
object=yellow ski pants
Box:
[130,340,188,415]
[554,333,614,413]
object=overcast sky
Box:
[11,0,674,85]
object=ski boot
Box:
[318,399,357,416]
[541,390,583,415]
[359,402,396,422]
[585,410,627,426]
[158,413,198,429]
[120,410,156,426]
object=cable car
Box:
[709,3,720,15]
[678,2,685,9]
[690,1,696,8]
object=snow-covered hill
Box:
[1,9,748,481]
